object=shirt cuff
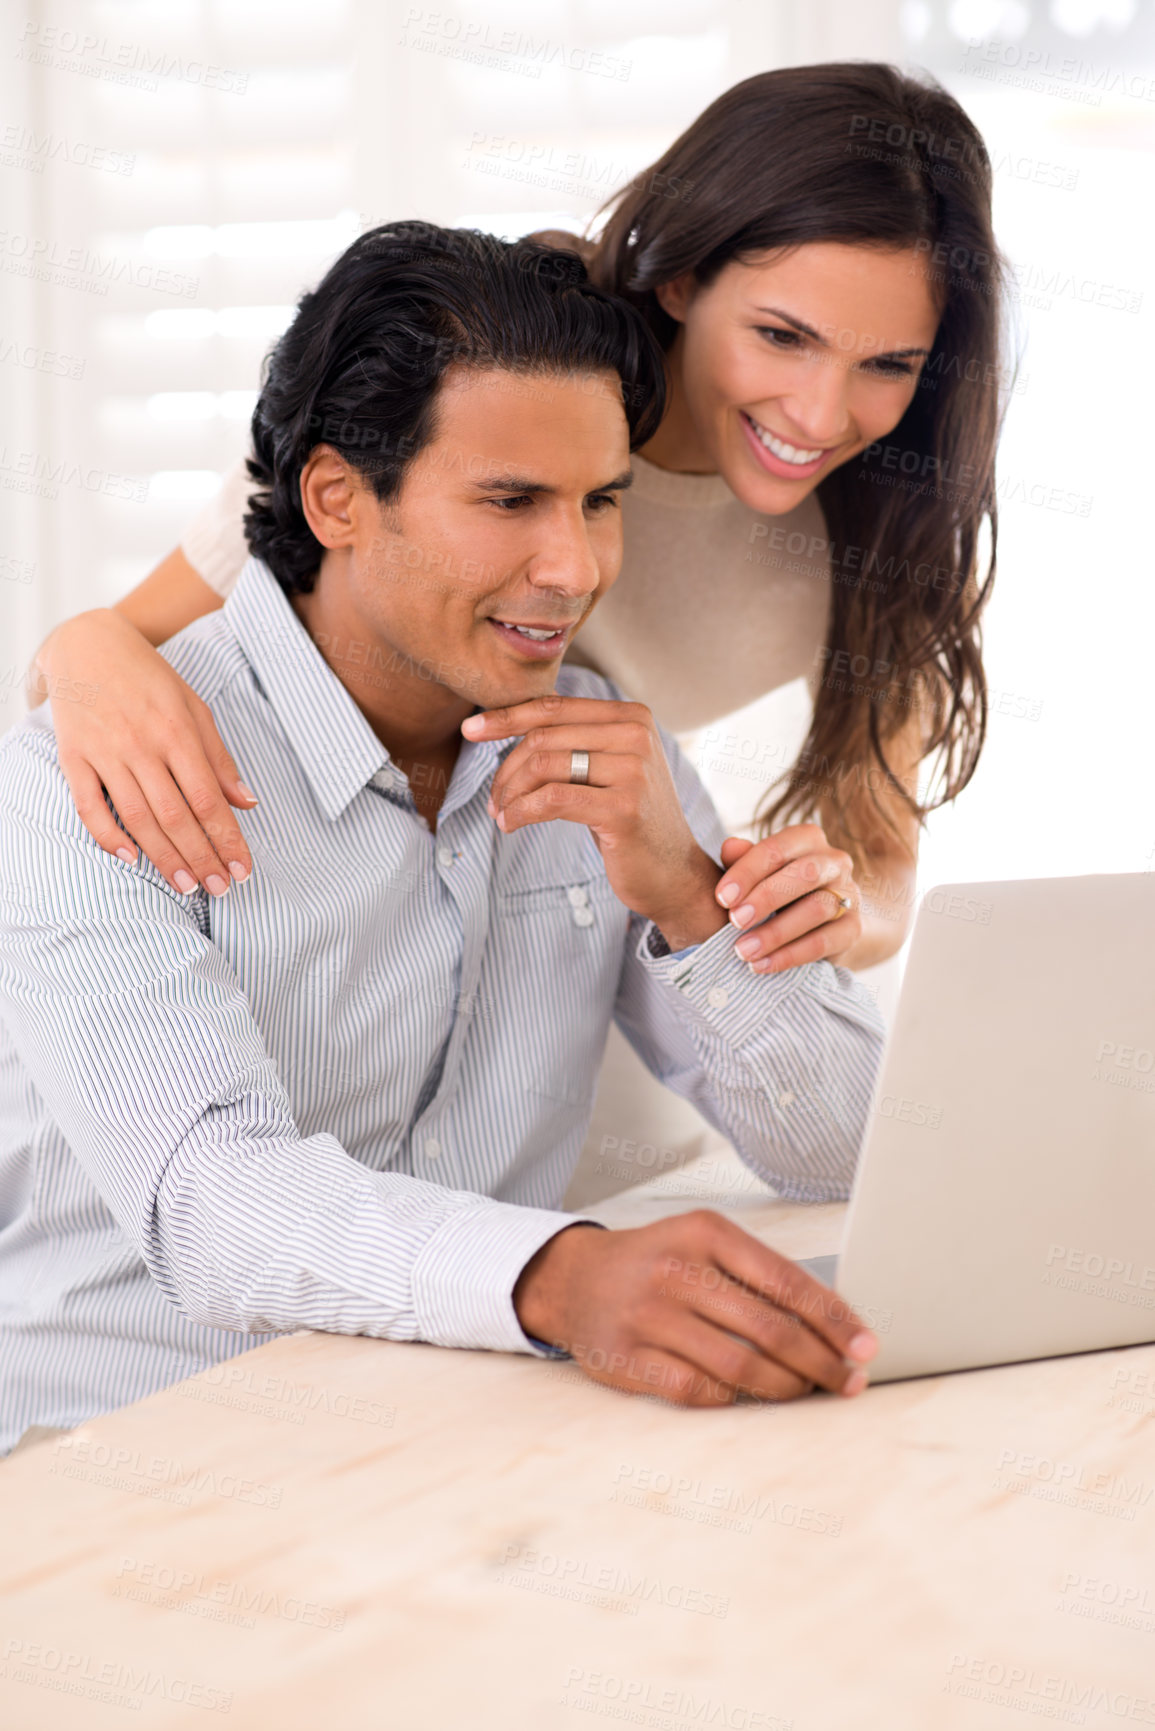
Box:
[409,1200,601,1357]
[644,922,697,963]
[636,913,810,1045]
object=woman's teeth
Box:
[746,415,824,465]
[500,623,560,639]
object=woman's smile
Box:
[738,409,838,480]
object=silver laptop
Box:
[800,873,1155,1382]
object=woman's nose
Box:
[775,360,855,448]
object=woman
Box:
[34,62,1006,981]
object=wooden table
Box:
[3,1142,1154,1730]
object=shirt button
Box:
[707,987,729,1009]
[566,885,589,907]
[376,769,395,792]
[423,1138,442,1160]
[436,846,454,870]
[573,907,595,928]
[778,1089,795,1109]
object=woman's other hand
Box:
[32,608,257,896]
[714,827,861,972]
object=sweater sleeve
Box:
[180,455,253,599]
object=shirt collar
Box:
[224,556,393,821]
[223,556,518,822]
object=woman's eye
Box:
[758,326,801,350]
[756,324,917,379]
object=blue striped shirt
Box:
[0,556,884,1453]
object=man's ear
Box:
[299,446,359,549]
[653,272,698,325]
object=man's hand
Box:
[462,695,725,951]
[513,1211,877,1407]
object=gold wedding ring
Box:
[829,891,853,921]
[569,749,590,786]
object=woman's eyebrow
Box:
[753,304,931,359]
[753,304,824,341]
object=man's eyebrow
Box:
[467,468,635,494]
[753,305,931,359]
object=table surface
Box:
[3,1141,1154,1731]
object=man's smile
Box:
[484,612,581,660]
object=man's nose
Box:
[526,510,605,601]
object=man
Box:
[0,224,882,1453]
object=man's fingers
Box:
[489,722,651,808]
[670,1312,815,1402]
[463,694,649,741]
[492,749,633,814]
[697,1213,877,1363]
[523,1212,875,1411]
[496,780,627,834]
[579,1345,737,1408]
[572,1329,805,1408]
[684,1278,853,1394]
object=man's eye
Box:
[487,495,534,511]
[586,493,620,512]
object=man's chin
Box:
[471,666,561,712]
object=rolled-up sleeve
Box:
[0,725,577,1356]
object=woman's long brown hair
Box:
[573,63,1010,842]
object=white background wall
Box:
[2,0,1153,924]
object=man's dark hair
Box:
[244,220,668,595]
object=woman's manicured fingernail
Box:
[734,935,760,959]
[847,1331,878,1363]
[235,783,259,804]
[173,870,197,894]
[461,715,485,737]
[730,903,756,928]
[228,860,249,882]
[115,846,136,864]
[205,874,229,897]
[842,1368,869,1397]
[716,881,739,906]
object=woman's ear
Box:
[299,446,358,549]
[653,272,698,325]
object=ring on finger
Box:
[569,749,590,786]
[826,889,854,921]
